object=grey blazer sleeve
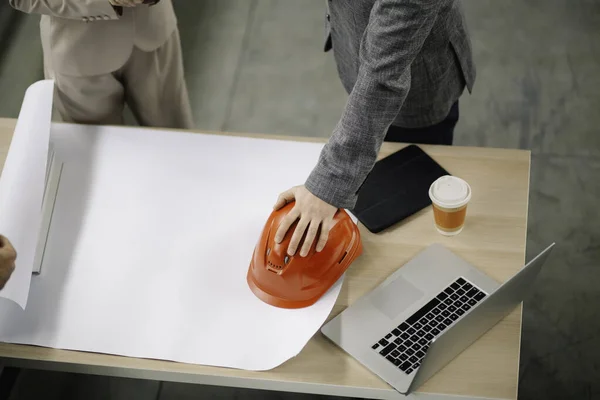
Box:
[9,0,120,20]
[305,0,450,209]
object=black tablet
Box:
[351,145,449,233]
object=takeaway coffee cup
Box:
[428,175,472,236]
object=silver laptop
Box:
[321,242,555,395]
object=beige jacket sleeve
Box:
[9,0,121,21]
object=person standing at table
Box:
[9,0,194,129]
[273,0,476,256]
[0,235,16,290]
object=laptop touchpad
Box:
[370,277,424,320]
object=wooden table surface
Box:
[0,118,530,400]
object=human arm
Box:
[275,0,450,255]
[305,0,451,209]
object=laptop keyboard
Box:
[371,277,487,375]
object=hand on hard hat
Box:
[249,198,362,309]
[273,185,337,257]
[0,235,17,291]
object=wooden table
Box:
[0,117,530,400]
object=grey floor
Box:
[0,0,599,399]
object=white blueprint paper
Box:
[0,115,346,370]
[0,80,53,308]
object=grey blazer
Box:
[305,0,476,209]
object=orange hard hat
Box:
[247,201,363,309]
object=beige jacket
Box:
[9,0,177,77]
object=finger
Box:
[300,220,320,257]
[0,235,16,261]
[274,208,299,243]
[315,221,331,252]
[288,217,309,256]
[274,189,295,210]
[0,261,15,290]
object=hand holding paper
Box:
[0,79,53,308]
[0,235,17,290]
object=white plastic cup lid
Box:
[429,175,471,209]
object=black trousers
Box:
[384,101,459,145]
